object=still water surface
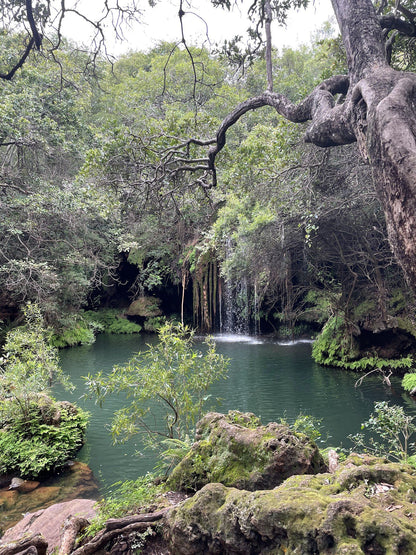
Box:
[57,333,416,491]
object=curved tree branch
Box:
[0,37,35,81]
[380,14,416,36]
[207,75,351,185]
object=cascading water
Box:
[221,275,250,334]
[220,238,253,335]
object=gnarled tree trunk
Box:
[209,0,416,290]
[332,0,416,290]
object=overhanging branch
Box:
[0,37,35,80]
[207,75,351,186]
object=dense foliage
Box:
[0,397,89,478]
[349,401,416,464]
[0,303,89,478]
[0,25,415,371]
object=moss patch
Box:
[166,455,416,554]
[167,411,326,492]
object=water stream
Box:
[55,332,416,490]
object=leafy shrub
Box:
[349,401,416,463]
[302,289,335,325]
[156,436,193,474]
[51,322,97,348]
[402,372,416,394]
[0,397,89,478]
[143,316,166,332]
[85,322,229,448]
[312,315,359,366]
[84,309,142,334]
[0,302,73,420]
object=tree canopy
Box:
[1,1,416,371]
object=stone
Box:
[0,461,99,533]
[0,498,97,554]
[168,411,326,492]
[166,456,416,554]
[125,296,162,317]
[0,490,18,511]
[8,478,24,490]
[15,481,40,494]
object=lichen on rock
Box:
[167,411,326,492]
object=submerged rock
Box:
[166,455,416,554]
[168,411,326,492]
[0,461,99,533]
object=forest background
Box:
[1,1,416,374]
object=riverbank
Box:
[0,462,99,534]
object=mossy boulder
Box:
[167,411,326,492]
[125,296,162,318]
[166,455,416,554]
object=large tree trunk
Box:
[209,0,416,289]
[331,0,416,289]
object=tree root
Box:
[0,534,48,555]
[70,508,169,555]
[58,516,90,555]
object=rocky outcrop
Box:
[125,297,162,318]
[0,498,96,554]
[166,454,416,554]
[168,411,326,492]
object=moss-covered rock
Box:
[166,455,416,554]
[167,411,326,492]
[125,296,162,318]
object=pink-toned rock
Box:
[0,462,99,533]
[0,498,97,553]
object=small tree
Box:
[85,322,229,449]
[0,302,73,421]
[349,401,416,463]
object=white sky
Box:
[59,0,336,56]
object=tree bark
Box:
[0,534,47,555]
[331,0,416,289]
[209,0,416,290]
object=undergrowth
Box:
[84,309,142,334]
[0,397,89,478]
[52,309,142,347]
[85,474,163,538]
[312,315,413,372]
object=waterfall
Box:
[220,238,253,334]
